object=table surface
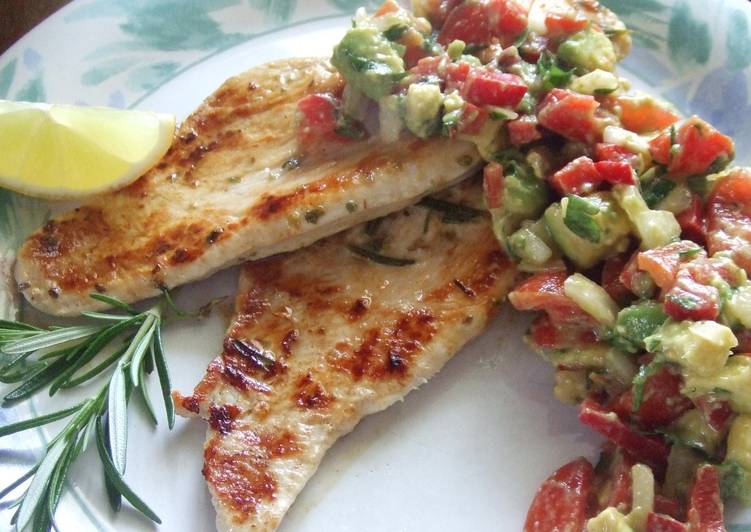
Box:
[0,0,72,54]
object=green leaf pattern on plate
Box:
[667,1,711,68]
[0,59,17,99]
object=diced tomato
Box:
[649,116,735,178]
[550,156,601,195]
[595,143,642,169]
[686,465,725,531]
[603,451,634,513]
[524,457,593,532]
[676,194,706,245]
[509,271,593,325]
[612,367,692,431]
[538,88,602,144]
[695,395,734,433]
[654,495,683,521]
[508,115,543,146]
[646,513,688,532]
[636,241,707,290]
[445,61,470,91]
[374,0,401,16]
[618,96,679,134]
[595,161,637,185]
[410,55,443,77]
[460,69,527,108]
[483,162,504,209]
[579,400,670,475]
[439,0,528,47]
[737,329,751,354]
[620,251,652,297]
[528,314,599,352]
[663,264,721,321]
[297,93,353,149]
[519,34,549,64]
[707,167,751,275]
[601,253,632,305]
[403,44,430,69]
[458,103,489,134]
[545,12,589,37]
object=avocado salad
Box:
[296,1,751,529]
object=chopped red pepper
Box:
[595,143,642,169]
[297,93,354,150]
[483,162,504,209]
[544,12,589,37]
[549,156,601,195]
[595,160,637,185]
[508,115,543,146]
[695,395,734,433]
[524,457,593,532]
[636,240,707,290]
[646,513,688,532]
[676,194,706,245]
[439,0,528,47]
[579,400,670,475]
[654,495,684,521]
[663,265,721,321]
[458,103,489,134]
[618,96,679,134]
[707,167,751,275]
[509,271,594,325]
[612,367,692,431]
[649,116,734,178]
[601,253,632,305]
[461,68,527,108]
[538,88,602,144]
[686,465,725,531]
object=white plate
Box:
[1,1,751,530]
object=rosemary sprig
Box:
[0,293,178,531]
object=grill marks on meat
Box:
[15,57,480,316]
[175,179,517,531]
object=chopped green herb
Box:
[609,301,668,354]
[641,177,676,208]
[304,206,325,224]
[417,197,485,224]
[632,359,665,411]
[594,86,618,96]
[335,114,367,140]
[678,247,703,260]
[666,293,700,311]
[464,43,487,55]
[441,109,462,136]
[383,24,409,41]
[537,52,573,92]
[348,245,416,266]
[563,195,602,243]
[513,28,530,48]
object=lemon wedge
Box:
[0,100,175,199]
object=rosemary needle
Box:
[0,293,190,531]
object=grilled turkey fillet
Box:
[174,178,517,531]
[14,57,481,316]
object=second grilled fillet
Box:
[174,178,518,531]
[14,57,480,316]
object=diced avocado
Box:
[684,356,751,413]
[667,409,723,456]
[726,285,751,329]
[507,218,557,266]
[403,83,442,138]
[722,416,751,504]
[503,161,548,220]
[564,273,620,327]
[647,320,737,377]
[553,369,588,405]
[544,193,631,269]
[332,27,405,100]
[570,69,619,95]
[558,28,618,73]
[612,185,681,249]
[610,301,668,354]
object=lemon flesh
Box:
[0,100,175,199]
